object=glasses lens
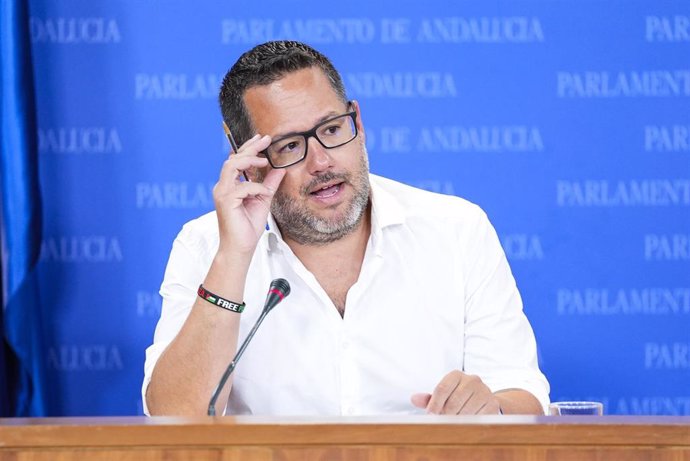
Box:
[316,114,356,148]
[266,135,306,167]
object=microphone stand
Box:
[207,308,270,416]
[207,278,289,416]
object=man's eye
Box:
[320,123,342,136]
[278,140,302,153]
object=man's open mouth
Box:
[309,182,343,198]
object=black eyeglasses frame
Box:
[261,103,359,169]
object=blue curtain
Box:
[0,0,47,417]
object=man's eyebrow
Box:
[272,110,341,140]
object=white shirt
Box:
[143,174,550,415]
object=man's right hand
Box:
[146,134,286,416]
[213,134,286,256]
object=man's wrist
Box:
[212,247,253,271]
[201,251,252,307]
[198,284,245,313]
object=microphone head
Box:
[270,278,291,298]
[263,278,291,313]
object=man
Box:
[143,40,549,416]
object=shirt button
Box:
[342,341,350,350]
[345,407,355,415]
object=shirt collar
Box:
[258,173,406,254]
[368,173,406,231]
[263,213,282,253]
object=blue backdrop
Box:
[26,0,689,416]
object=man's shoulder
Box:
[370,174,485,222]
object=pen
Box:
[222,121,250,182]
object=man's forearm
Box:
[495,389,544,415]
[146,253,248,415]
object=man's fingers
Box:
[421,371,500,415]
[476,400,501,415]
[410,393,431,409]
[214,181,276,207]
[229,155,270,172]
[454,375,496,414]
[262,167,287,192]
[226,133,260,155]
[425,370,463,414]
[457,391,487,415]
[218,156,269,185]
[229,182,277,201]
[442,388,473,415]
[232,134,271,158]
[218,134,274,186]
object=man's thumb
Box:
[410,393,432,409]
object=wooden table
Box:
[1,415,688,460]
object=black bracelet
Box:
[197,284,245,313]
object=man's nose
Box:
[305,137,334,175]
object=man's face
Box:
[243,67,370,245]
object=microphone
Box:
[207,278,290,416]
[263,278,290,313]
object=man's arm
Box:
[411,206,549,415]
[146,134,285,415]
[146,252,249,415]
[495,388,543,414]
[411,371,543,415]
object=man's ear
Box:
[351,99,366,144]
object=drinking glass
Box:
[548,401,604,415]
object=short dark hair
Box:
[219,40,348,147]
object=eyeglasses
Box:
[261,103,358,168]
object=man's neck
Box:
[284,204,372,268]
[281,205,372,315]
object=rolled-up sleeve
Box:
[461,208,550,412]
[142,222,210,415]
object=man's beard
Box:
[270,145,371,246]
